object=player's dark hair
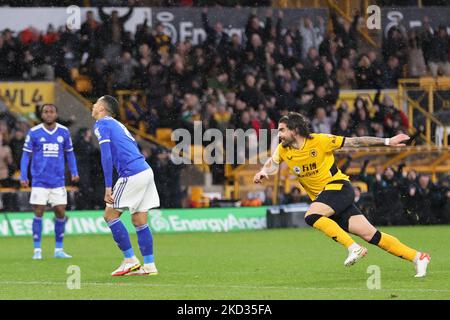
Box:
[101,95,119,117]
[40,103,58,115]
[279,112,312,139]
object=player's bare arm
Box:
[343,133,410,148]
[253,157,279,184]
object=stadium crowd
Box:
[0,5,449,225]
[278,160,450,226]
[1,6,448,141]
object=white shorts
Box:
[107,168,160,214]
[30,187,67,206]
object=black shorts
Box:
[313,180,363,232]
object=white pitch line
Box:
[0,281,450,293]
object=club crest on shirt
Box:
[327,134,337,144]
[57,136,64,143]
[310,149,318,157]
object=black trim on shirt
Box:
[329,161,338,176]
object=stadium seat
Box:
[352,181,368,193]
[189,186,209,207]
[156,128,173,143]
[74,75,93,93]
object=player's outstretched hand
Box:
[104,187,114,204]
[71,175,80,183]
[389,134,410,147]
[20,180,29,188]
[253,171,268,184]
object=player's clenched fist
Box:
[253,171,268,184]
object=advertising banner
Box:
[0,82,55,115]
[0,7,328,45]
[381,7,450,38]
[0,206,267,237]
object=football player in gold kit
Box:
[254,112,430,277]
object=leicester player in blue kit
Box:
[20,104,79,260]
[92,96,160,276]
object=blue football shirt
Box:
[21,123,78,188]
[94,116,149,181]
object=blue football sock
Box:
[55,217,66,249]
[32,216,42,249]
[136,224,154,264]
[108,219,134,258]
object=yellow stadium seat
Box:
[352,181,368,193]
[75,76,93,93]
[156,128,173,142]
[190,186,203,202]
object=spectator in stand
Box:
[383,26,408,66]
[298,16,325,60]
[245,11,269,44]
[201,7,230,56]
[407,28,427,77]
[311,107,332,134]
[80,10,99,42]
[9,129,25,173]
[284,187,302,204]
[150,147,182,208]
[332,114,352,137]
[373,166,406,226]
[382,56,401,88]
[74,128,96,210]
[336,58,356,89]
[157,93,181,129]
[180,93,201,134]
[406,174,441,225]
[151,22,173,57]
[113,51,138,90]
[367,50,384,88]
[98,5,134,46]
[0,132,13,187]
[424,25,450,77]
[330,10,360,54]
[355,54,376,89]
[239,73,264,107]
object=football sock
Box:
[305,214,356,249]
[32,216,42,249]
[369,231,417,261]
[108,219,134,258]
[136,224,154,264]
[55,217,66,250]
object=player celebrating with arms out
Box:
[92,95,160,276]
[20,104,79,260]
[254,112,430,277]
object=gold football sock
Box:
[377,232,418,262]
[311,216,356,249]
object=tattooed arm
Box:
[343,134,410,148]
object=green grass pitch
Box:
[1,225,449,300]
